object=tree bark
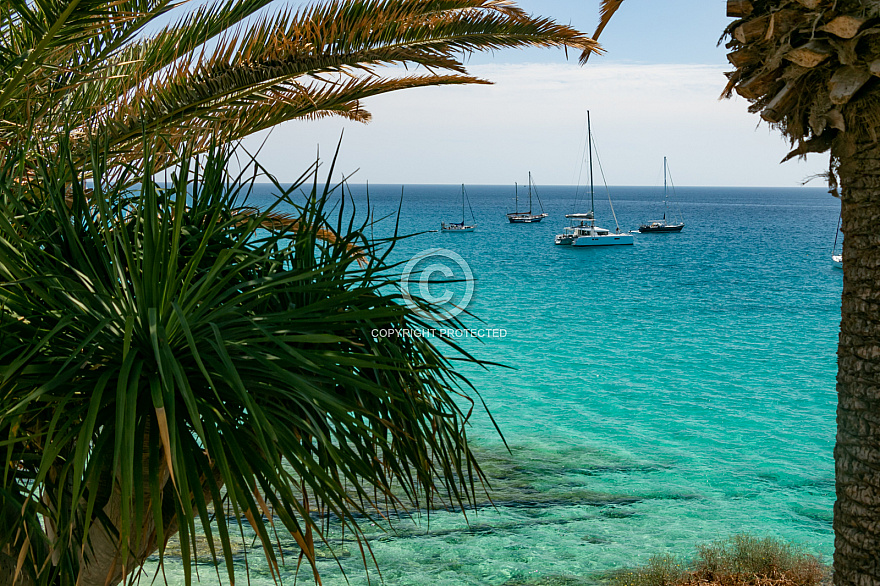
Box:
[834,138,880,586]
[0,550,35,586]
[0,428,189,586]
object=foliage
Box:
[612,555,689,586]
[611,535,828,586]
[0,138,492,585]
[582,0,625,62]
[694,535,828,586]
[0,0,598,177]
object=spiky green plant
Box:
[0,138,493,585]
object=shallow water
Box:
[141,184,840,585]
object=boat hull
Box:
[554,235,575,245]
[441,222,476,232]
[638,224,684,233]
[508,214,547,223]
[571,234,634,246]
[832,254,843,269]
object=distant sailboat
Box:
[555,111,633,247]
[638,157,684,233]
[441,184,477,232]
[507,172,548,223]
[832,213,842,269]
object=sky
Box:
[237,1,830,187]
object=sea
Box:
[142,183,842,586]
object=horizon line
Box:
[240,182,830,190]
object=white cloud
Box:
[242,62,828,187]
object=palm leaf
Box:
[97,73,489,176]
[581,0,623,63]
[1,0,598,174]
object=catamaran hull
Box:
[571,234,634,246]
[554,235,575,245]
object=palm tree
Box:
[0,1,601,584]
[591,1,880,584]
[1,0,599,176]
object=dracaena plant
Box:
[0,137,494,585]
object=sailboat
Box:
[441,184,477,232]
[832,213,843,269]
[507,172,548,223]
[638,156,684,233]
[554,111,633,247]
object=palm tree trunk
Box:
[834,139,880,586]
[0,551,35,586]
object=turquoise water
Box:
[142,184,840,585]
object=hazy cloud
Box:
[242,62,828,187]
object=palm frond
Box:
[94,73,488,174]
[62,0,274,118]
[1,0,597,173]
[581,0,623,63]
[0,1,178,117]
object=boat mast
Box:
[461,184,465,224]
[528,171,533,214]
[588,110,594,215]
[663,156,668,221]
[515,182,519,214]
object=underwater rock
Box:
[500,575,591,586]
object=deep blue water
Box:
[143,184,841,585]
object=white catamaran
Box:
[555,111,633,247]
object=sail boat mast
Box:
[588,111,594,214]
[663,156,668,221]
[461,184,466,223]
[528,172,533,214]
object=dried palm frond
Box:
[722,0,880,161]
[581,0,624,63]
